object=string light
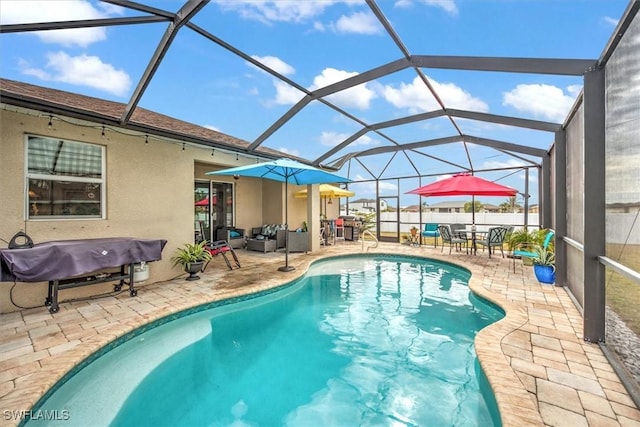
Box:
[211,148,215,157]
[36,113,268,164]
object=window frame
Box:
[24,134,106,220]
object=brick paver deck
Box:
[1,242,639,426]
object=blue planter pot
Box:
[534,264,555,285]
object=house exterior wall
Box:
[0,108,269,313]
[194,163,265,232]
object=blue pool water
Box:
[26,255,504,426]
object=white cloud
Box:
[349,176,397,195]
[246,56,301,104]
[319,131,377,147]
[21,51,131,97]
[520,172,538,184]
[603,16,619,27]
[332,12,382,35]
[435,174,453,181]
[503,84,577,122]
[0,0,123,47]
[567,84,583,97]
[319,131,350,146]
[273,81,305,105]
[313,21,326,32]
[279,147,301,157]
[482,159,527,170]
[311,68,377,110]
[382,76,488,113]
[217,1,336,24]
[204,125,221,132]
[394,0,458,15]
[250,55,296,76]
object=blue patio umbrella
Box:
[207,158,350,272]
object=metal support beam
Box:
[447,109,562,132]
[541,155,552,228]
[314,109,558,166]
[554,130,568,288]
[523,168,529,228]
[582,66,606,343]
[411,55,597,76]
[0,16,168,33]
[120,0,209,124]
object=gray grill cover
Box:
[0,238,167,282]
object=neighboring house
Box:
[0,78,322,314]
[402,205,421,212]
[482,204,501,213]
[347,198,388,213]
[423,201,466,213]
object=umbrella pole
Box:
[278,178,295,272]
[472,195,475,225]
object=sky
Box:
[0,0,630,207]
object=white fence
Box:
[378,212,540,234]
[371,212,640,245]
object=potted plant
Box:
[171,241,212,281]
[357,212,376,236]
[532,245,555,285]
[408,226,419,246]
[507,228,537,259]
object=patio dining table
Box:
[460,228,488,255]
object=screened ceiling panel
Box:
[0,0,631,206]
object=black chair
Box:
[476,226,508,258]
[438,224,468,255]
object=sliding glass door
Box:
[194,180,234,243]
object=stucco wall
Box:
[0,108,267,313]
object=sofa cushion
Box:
[260,224,285,238]
[261,224,272,236]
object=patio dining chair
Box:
[422,223,440,247]
[476,226,508,258]
[437,224,468,255]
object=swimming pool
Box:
[25,255,504,426]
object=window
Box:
[26,135,105,219]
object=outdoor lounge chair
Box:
[422,223,440,247]
[203,240,241,270]
[512,229,555,272]
[476,226,509,258]
[438,224,468,255]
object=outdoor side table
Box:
[246,238,277,253]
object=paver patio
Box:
[1,241,639,426]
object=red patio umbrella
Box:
[195,196,217,207]
[407,173,517,223]
[194,197,209,207]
